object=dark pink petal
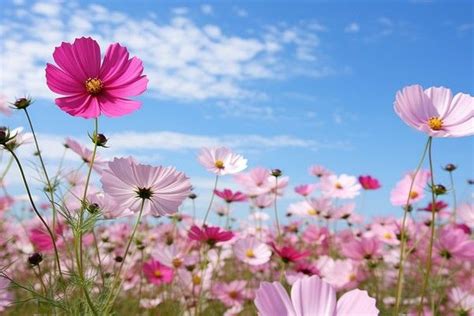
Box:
[72,37,101,78]
[100,43,131,82]
[107,75,148,98]
[45,63,83,95]
[104,57,145,87]
[55,94,100,119]
[97,93,141,117]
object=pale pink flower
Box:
[5,127,33,150]
[316,257,361,290]
[65,137,107,173]
[341,237,382,261]
[197,147,247,175]
[234,167,272,196]
[0,277,13,312]
[309,165,332,178]
[213,280,248,307]
[390,170,430,206]
[449,287,474,314]
[458,203,474,227]
[254,194,274,209]
[46,37,148,118]
[233,236,271,266]
[394,85,474,137]
[320,174,361,199]
[254,275,378,316]
[100,157,192,216]
[294,184,316,197]
[0,95,11,116]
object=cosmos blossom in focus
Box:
[254,275,379,316]
[100,157,192,216]
[197,147,247,175]
[394,85,474,137]
[46,37,148,118]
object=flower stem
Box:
[449,171,457,222]
[5,147,63,279]
[104,199,145,313]
[417,137,437,314]
[273,177,282,243]
[202,175,219,225]
[393,136,431,315]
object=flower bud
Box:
[432,184,447,196]
[443,164,457,172]
[188,193,197,200]
[13,97,32,109]
[90,133,108,147]
[271,168,282,177]
[28,253,43,266]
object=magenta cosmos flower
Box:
[271,243,310,264]
[100,157,192,216]
[254,275,379,316]
[394,85,473,137]
[188,225,234,247]
[214,189,247,203]
[358,175,381,190]
[46,37,148,118]
[197,147,247,175]
[143,259,174,285]
[294,184,316,197]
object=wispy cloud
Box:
[344,22,360,33]
[1,0,334,106]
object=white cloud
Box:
[233,7,248,17]
[0,1,332,105]
[201,4,213,15]
[172,7,188,15]
[344,22,360,33]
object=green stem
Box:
[273,177,282,243]
[202,175,219,225]
[104,199,145,313]
[449,171,457,222]
[418,137,437,315]
[393,136,431,315]
[5,147,63,279]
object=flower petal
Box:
[336,289,379,316]
[291,276,336,316]
[255,282,296,316]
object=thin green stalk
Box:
[449,171,457,222]
[5,147,63,278]
[0,156,13,181]
[104,199,145,313]
[418,138,437,314]
[273,177,282,242]
[202,175,219,225]
[393,137,431,315]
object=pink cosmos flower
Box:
[457,203,474,227]
[394,85,474,137]
[234,167,272,196]
[65,137,107,173]
[46,37,148,118]
[188,225,234,247]
[233,237,271,266]
[435,227,474,261]
[0,196,14,213]
[0,277,13,312]
[214,189,247,203]
[213,280,248,307]
[294,184,316,197]
[341,237,382,261]
[309,165,332,178]
[0,95,11,116]
[358,175,381,190]
[320,174,361,199]
[254,275,379,316]
[143,259,174,285]
[100,157,192,216]
[390,170,430,206]
[197,147,247,175]
[29,223,64,252]
[254,194,274,209]
[418,201,449,215]
[271,243,310,264]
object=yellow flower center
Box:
[172,258,183,268]
[214,160,225,169]
[349,273,357,282]
[245,249,255,258]
[307,209,318,216]
[153,270,162,278]
[192,274,202,285]
[85,78,103,95]
[335,182,343,190]
[409,191,419,199]
[427,117,443,131]
[383,232,393,240]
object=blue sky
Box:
[1,0,473,223]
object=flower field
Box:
[0,33,473,316]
